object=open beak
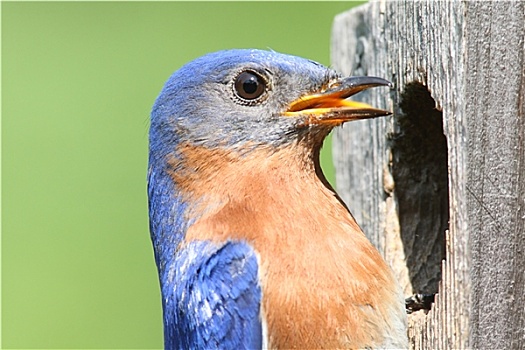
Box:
[284,76,392,126]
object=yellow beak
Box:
[284,76,392,126]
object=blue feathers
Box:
[149,49,338,150]
[147,164,187,268]
[148,147,263,349]
[148,49,409,349]
[148,50,337,349]
[163,241,262,350]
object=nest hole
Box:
[390,82,449,295]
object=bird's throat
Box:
[167,141,322,208]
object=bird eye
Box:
[233,70,267,102]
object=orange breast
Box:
[170,143,406,349]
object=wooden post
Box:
[331,1,525,348]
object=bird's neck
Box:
[163,140,358,246]
[148,140,327,257]
[167,141,331,213]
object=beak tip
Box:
[377,108,393,118]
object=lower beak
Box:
[284,76,392,126]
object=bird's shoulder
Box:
[165,240,262,349]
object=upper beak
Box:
[284,76,392,126]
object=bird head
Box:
[149,49,390,162]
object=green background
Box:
[2,2,363,348]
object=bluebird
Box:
[148,49,408,349]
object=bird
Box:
[148,49,408,349]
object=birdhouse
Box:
[331,1,525,348]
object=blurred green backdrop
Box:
[2,2,363,348]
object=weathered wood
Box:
[331,1,525,349]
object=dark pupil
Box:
[235,71,265,100]
[243,77,258,94]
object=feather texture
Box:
[148,49,408,349]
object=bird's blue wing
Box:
[162,240,262,350]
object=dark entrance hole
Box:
[390,82,449,295]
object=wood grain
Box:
[331,1,525,348]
